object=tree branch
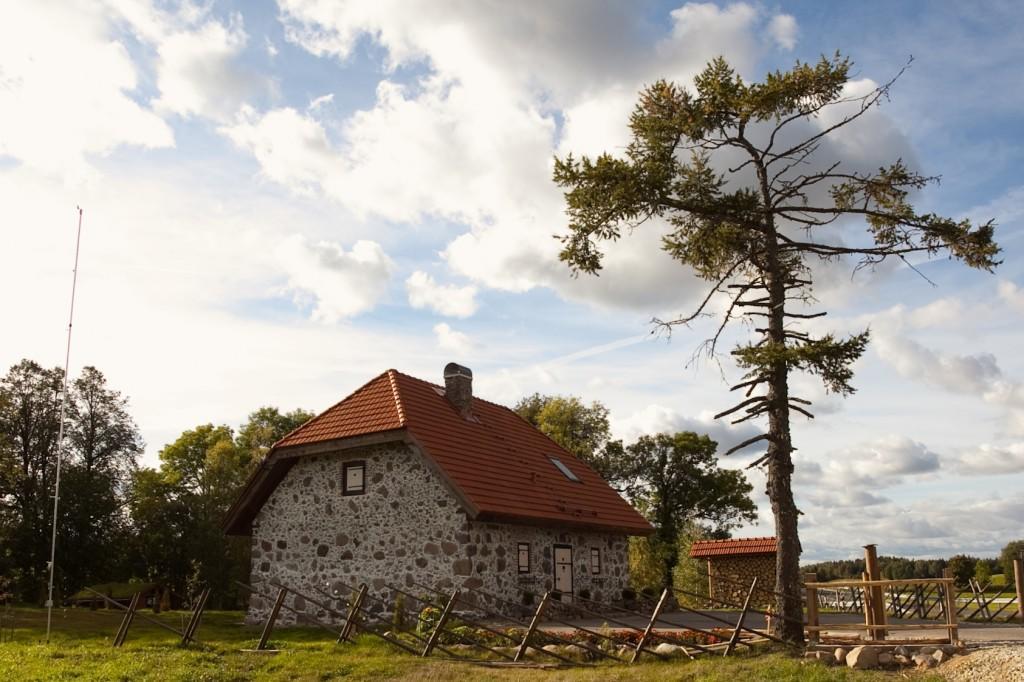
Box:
[723,434,772,456]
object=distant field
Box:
[0,606,943,681]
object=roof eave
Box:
[475,510,654,536]
[222,427,411,536]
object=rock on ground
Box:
[940,646,1024,682]
[846,645,879,669]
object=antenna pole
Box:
[45,206,83,643]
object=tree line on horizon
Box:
[804,546,1024,588]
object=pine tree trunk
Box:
[764,311,804,641]
[759,160,805,643]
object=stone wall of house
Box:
[247,441,630,625]
[707,553,775,608]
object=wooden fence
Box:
[237,575,771,667]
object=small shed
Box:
[689,537,777,607]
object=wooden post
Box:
[725,577,757,656]
[631,588,670,664]
[257,586,287,651]
[421,589,459,657]
[1014,558,1024,625]
[863,545,886,639]
[942,569,959,645]
[112,592,141,647]
[181,588,210,646]
[861,571,875,640]
[339,584,367,643]
[803,573,818,645]
[514,591,550,662]
[707,559,714,604]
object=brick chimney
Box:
[443,363,473,418]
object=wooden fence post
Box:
[725,577,757,656]
[257,586,287,651]
[631,588,670,664]
[112,592,141,648]
[861,571,875,640]
[181,588,210,646]
[421,589,459,657]
[514,591,551,662]
[1014,558,1024,626]
[803,573,818,645]
[942,568,959,645]
[339,584,368,643]
[863,545,886,640]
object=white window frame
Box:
[342,460,366,496]
[590,547,601,575]
[517,542,531,573]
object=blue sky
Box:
[1,1,1022,561]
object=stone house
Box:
[224,363,652,624]
[690,536,777,608]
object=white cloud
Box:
[957,442,1024,475]
[231,1,808,313]
[0,1,173,179]
[612,404,762,456]
[405,271,478,318]
[222,107,337,196]
[767,14,798,50]
[998,280,1024,313]
[308,93,334,111]
[872,332,1024,433]
[798,435,941,491]
[152,14,266,121]
[276,236,394,322]
[433,323,472,355]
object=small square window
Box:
[517,543,530,573]
[590,548,601,575]
[549,456,581,483]
[342,461,365,496]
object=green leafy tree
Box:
[513,394,622,479]
[0,361,142,601]
[129,407,311,607]
[553,55,999,639]
[236,406,313,462]
[1000,540,1024,580]
[947,555,978,588]
[58,367,143,595]
[973,559,992,586]
[0,360,63,601]
[618,432,755,590]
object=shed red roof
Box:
[689,537,777,558]
[224,369,653,536]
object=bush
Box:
[416,605,441,636]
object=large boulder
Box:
[846,645,879,669]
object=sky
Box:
[1,0,1022,562]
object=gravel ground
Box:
[940,646,1024,681]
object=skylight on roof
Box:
[549,457,581,483]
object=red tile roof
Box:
[689,537,777,558]
[224,369,653,536]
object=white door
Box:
[554,545,573,602]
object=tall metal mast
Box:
[45,207,83,643]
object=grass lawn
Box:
[0,606,943,681]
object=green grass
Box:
[0,607,942,681]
